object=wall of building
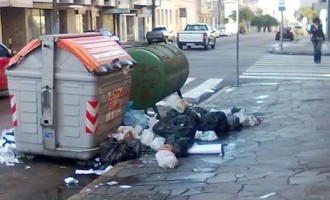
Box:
[66,9,76,33]
[101,13,115,33]
[1,7,27,50]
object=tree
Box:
[298,8,318,23]
[250,16,265,32]
[227,7,255,23]
[240,7,255,23]
[228,10,237,22]
[263,14,279,32]
[250,14,279,32]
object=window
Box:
[28,9,46,39]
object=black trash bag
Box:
[215,111,231,137]
[165,134,194,157]
[99,137,142,167]
[166,109,181,118]
[227,115,241,131]
[185,106,208,124]
[231,107,241,114]
[153,115,197,139]
[198,111,230,137]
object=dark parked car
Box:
[275,26,294,41]
[146,27,175,44]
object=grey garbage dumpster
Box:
[6,33,134,160]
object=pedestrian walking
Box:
[310,17,325,64]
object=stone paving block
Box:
[167,196,189,200]
[178,187,203,197]
[207,171,237,183]
[166,172,215,182]
[153,182,205,191]
[189,192,237,200]
[203,182,242,194]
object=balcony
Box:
[0,0,33,7]
[134,0,160,6]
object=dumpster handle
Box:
[56,146,99,152]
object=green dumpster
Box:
[127,43,189,110]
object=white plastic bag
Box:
[155,150,178,169]
[139,129,154,146]
[195,130,218,141]
[149,137,166,151]
[133,125,143,138]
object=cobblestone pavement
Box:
[68,38,330,200]
[69,79,330,200]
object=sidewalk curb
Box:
[201,85,233,106]
[68,161,132,200]
[270,49,330,56]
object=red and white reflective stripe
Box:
[9,95,17,127]
[85,101,99,134]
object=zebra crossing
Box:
[156,77,223,106]
[240,54,330,81]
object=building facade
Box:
[0,0,208,51]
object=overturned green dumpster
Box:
[127,43,189,111]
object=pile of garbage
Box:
[0,96,261,171]
[98,96,261,169]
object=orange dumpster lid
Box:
[8,39,41,67]
[8,35,134,72]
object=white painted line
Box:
[184,77,195,85]
[243,72,330,77]
[156,77,196,106]
[183,78,223,100]
[239,75,330,80]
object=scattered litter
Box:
[195,130,219,141]
[64,177,79,185]
[122,102,149,129]
[106,181,119,186]
[254,95,269,100]
[85,188,91,192]
[187,143,223,155]
[155,149,178,169]
[75,165,113,175]
[205,89,215,93]
[119,185,132,189]
[147,116,159,130]
[93,185,99,188]
[165,95,189,113]
[259,192,276,199]
[234,111,261,127]
[25,165,31,169]
[0,128,20,166]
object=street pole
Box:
[151,0,156,29]
[280,10,283,50]
[236,0,240,87]
[327,0,330,40]
[52,0,58,34]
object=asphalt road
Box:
[179,32,280,91]
[0,32,286,200]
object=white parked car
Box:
[177,23,217,50]
[218,27,232,37]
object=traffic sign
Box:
[279,0,285,11]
